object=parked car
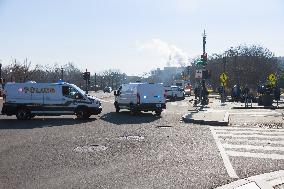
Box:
[184,85,192,96]
[114,82,166,116]
[103,86,112,93]
[165,85,185,101]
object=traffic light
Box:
[83,72,90,80]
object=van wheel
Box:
[16,108,31,120]
[75,109,90,119]
[155,110,162,116]
[129,104,137,116]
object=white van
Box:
[1,82,102,120]
[114,83,166,116]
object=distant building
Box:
[149,66,185,85]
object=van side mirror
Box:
[114,91,117,96]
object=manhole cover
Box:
[119,135,144,141]
[74,145,107,153]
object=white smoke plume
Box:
[137,38,190,67]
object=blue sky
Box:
[0,0,283,75]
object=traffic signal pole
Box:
[200,30,209,106]
[83,69,90,94]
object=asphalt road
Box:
[0,93,283,189]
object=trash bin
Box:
[260,95,273,106]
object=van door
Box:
[60,85,86,113]
[117,85,129,106]
[139,84,164,104]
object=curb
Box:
[182,112,229,126]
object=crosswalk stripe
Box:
[210,127,239,178]
[229,112,282,115]
[222,138,284,145]
[216,133,284,139]
[215,130,284,135]
[212,126,284,174]
[222,144,284,151]
[214,127,284,132]
[225,151,284,160]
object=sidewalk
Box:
[182,97,284,127]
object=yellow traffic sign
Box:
[220,73,228,83]
[268,73,276,82]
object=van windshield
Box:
[70,84,86,95]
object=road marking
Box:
[230,112,282,116]
[226,151,284,160]
[222,144,284,151]
[216,133,284,139]
[215,130,284,135]
[210,127,239,178]
[214,127,284,132]
[222,138,284,145]
[211,126,284,178]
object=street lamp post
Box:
[111,74,114,89]
[10,70,13,82]
[61,67,64,80]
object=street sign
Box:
[220,73,228,83]
[268,73,276,82]
[195,69,203,79]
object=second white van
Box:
[114,83,166,116]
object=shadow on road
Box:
[0,117,96,129]
[100,111,160,125]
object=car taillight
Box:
[137,93,140,104]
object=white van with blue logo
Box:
[114,83,166,116]
[1,81,102,120]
